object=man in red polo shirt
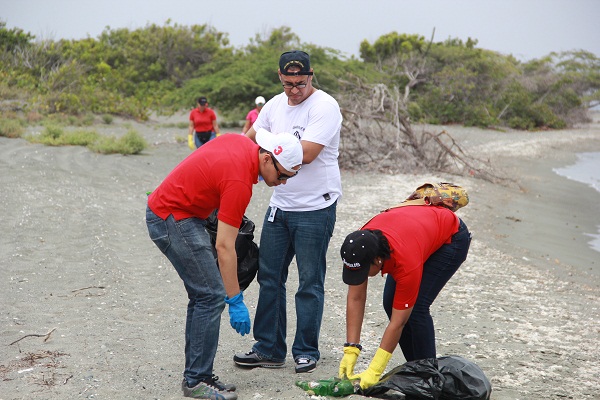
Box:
[146,129,302,399]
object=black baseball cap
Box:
[198,96,208,105]
[279,50,313,76]
[340,230,379,285]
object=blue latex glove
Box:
[224,291,251,336]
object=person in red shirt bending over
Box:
[337,205,471,390]
[146,129,302,400]
[188,96,221,150]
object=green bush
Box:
[81,114,96,126]
[28,125,99,146]
[463,105,497,128]
[62,129,100,145]
[61,113,95,126]
[407,102,424,122]
[527,103,565,129]
[88,129,147,155]
[508,116,534,130]
[101,114,114,124]
[38,125,64,144]
[0,119,25,138]
[119,129,147,154]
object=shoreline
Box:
[437,114,600,286]
[468,134,600,286]
[1,117,599,399]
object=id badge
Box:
[268,206,277,222]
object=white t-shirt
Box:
[254,90,343,211]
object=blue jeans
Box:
[252,202,337,363]
[383,219,471,361]
[194,131,216,147]
[146,206,225,387]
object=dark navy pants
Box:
[382,219,471,361]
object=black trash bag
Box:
[437,355,492,400]
[205,209,259,291]
[363,355,492,400]
[363,358,444,399]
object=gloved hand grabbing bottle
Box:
[224,291,251,336]
[349,347,392,389]
[338,345,361,379]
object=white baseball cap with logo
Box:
[255,96,266,105]
[255,128,303,172]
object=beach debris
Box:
[9,328,56,345]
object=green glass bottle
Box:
[295,377,357,397]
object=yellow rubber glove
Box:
[338,346,361,379]
[352,347,392,390]
[188,134,195,150]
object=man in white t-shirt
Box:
[234,50,342,374]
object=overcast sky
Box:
[2,0,599,60]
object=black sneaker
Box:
[295,357,317,373]
[211,375,236,392]
[182,377,238,399]
[183,376,236,392]
[233,350,285,368]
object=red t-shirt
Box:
[362,206,459,310]
[189,107,217,132]
[148,134,259,227]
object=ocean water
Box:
[553,152,600,253]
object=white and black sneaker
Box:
[233,350,285,368]
[295,357,317,373]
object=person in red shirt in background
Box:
[241,96,265,134]
[337,205,471,390]
[188,96,221,150]
[146,129,302,399]
[243,96,267,181]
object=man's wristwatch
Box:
[344,342,363,351]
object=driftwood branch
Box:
[71,285,105,293]
[9,328,56,345]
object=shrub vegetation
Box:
[88,129,147,155]
[0,118,24,138]
[1,21,598,132]
[24,125,146,155]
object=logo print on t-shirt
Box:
[273,146,283,155]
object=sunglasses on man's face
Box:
[268,152,297,180]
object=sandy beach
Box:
[1,113,599,400]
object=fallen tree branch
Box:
[337,71,513,185]
[71,285,105,293]
[9,328,56,346]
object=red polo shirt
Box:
[148,134,259,227]
[362,206,459,310]
[189,107,217,132]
